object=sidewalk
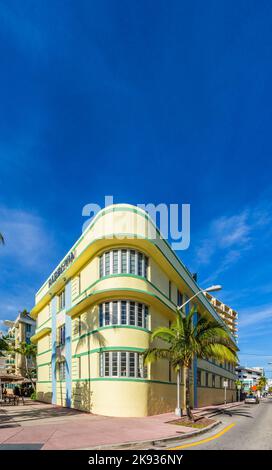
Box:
[0,400,241,450]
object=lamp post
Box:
[175,284,222,417]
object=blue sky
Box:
[0,1,272,376]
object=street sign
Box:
[223,380,228,388]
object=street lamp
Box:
[175,284,222,417]
[177,285,222,312]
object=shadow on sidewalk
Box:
[0,403,86,424]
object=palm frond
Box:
[151,327,177,343]
[143,348,171,365]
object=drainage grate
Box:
[0,443,44,450]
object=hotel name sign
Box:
[48,251,75,288]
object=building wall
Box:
[197,359,236,406]
[32,204,237,416]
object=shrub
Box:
[30,391,37,400]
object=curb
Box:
[83,420,221,450]
[197,401,244,418]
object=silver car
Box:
[245,394,259,404]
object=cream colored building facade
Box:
[204,292,238,339]
[31,204,237,417]
[3,313,36,376]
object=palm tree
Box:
[13,342,37,389]
[144,307,238,420]
[257,376,267,394]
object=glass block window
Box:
[99,249,148,278]
[100,351,147,379]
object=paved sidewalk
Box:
[0,400,241,450]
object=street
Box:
[165,397,272,450]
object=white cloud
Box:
[212,211,251,248]
[193,199,272,280]
[239,304,272,328]
[0,206,55,269]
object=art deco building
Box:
[31,204,237,417]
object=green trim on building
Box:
[37,361,51,368]
[67,286,176,319]
[36,317,51,331]
[72,377,177,385]
[72,346,145,359]
[37,348,51,357]
[72,325,151,343]
[71,273,177,309]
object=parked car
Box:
[245,394,259,404]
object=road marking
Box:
[170,423,236,449]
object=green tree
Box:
[144,308,238,420]
[0,336,9,356]
[257,376,267,393]
[13,342,37,389]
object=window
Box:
[120,352,127,376]
[121,301,127,325]
[78,356,81,379]
[59,361,66,380]
[197,369,202,386]
[112,301,118,325]
[26,324,32,333]
[78,274,81,295]
[129,250,136,274]
[177,290,183,307]
[105,302,110,326]
[113,250,119,274]
[121,250,127,273]
[100,351,147,379]
[105,252,110,276]
[129,352,135,376]
[99,249,148,278]
[98,300,149,329]
[99,304,103,327]
[144,305,149,329]
[78,315,82,336]
[99,256,104,277]
[58,325,66,346]
[205,372,209,387]
[129,302,136,325]
[212,374,215,387]
[138,252,143,276]
[58,290,65,311]
[138,303,143,326]
[112,351,118,376]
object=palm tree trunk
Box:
[182,366,186,415]
[25,356,36,390]
[185,366,195,421]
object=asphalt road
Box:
[167,397,272,450]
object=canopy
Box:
[0,373,25,382]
